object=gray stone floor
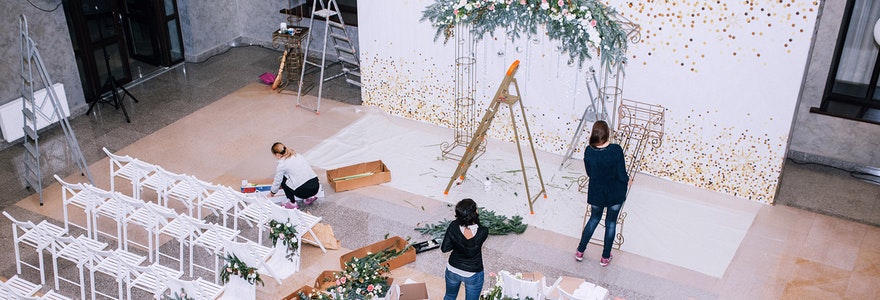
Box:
[0,46,878,299]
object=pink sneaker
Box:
[304,196,318,205]
[575,251,584,262]
[600,254,613,267]
[282,202,298,209]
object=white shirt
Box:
[270,153,318,194]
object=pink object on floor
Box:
[259,72,276,85]
[282,202,298,209]
[304,196,318,205]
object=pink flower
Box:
[590,20,597,27]
[453,8,459,15]
[339,277,347,284]
[558,0,564,6]
[489,272,497,278]
[489,4,495,10]
[367,284,374,292]
[520,0,526,5]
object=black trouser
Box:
[280,176,319,201]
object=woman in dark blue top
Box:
[575,120,630,267]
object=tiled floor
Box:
[0,46,878,299]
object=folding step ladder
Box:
[19,15,93,205]
[296,0,361,114]
[559,67,606,169]
[443,61,547,214]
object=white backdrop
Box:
[357,0,821,204]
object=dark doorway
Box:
[63,0,185,102]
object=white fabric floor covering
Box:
[303,106,762,278]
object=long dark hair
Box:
[589,120,610,147]
[455,198,480,226]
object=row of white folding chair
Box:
[3,211,68,286]
[104,148,216,219]
[56,175,133,246]
[48,232,187,300]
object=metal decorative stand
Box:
[579,98,664,249]
[440,24,483,160]
[559,15,642,168]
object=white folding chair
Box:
[222,240,282,287]
[125,262,184,300]
[123,201,175,262]
[4,211,68,285]
[165,277,224,300]
[156,213,204,273]
[190,223,239,283]
[199,184,244,228]
[55,175,105,238]
[233,193,271,244]
[264,204,304,277]
[164,174,210,218]
[103,147,155,200]
[0,275,43,299]
[91,190,136,247]
[51,235,108,300]
[87,249,146,300]
[139,166,181,207]
[22,290,73,300]
[289,207,326,253]
[499,270,549,300]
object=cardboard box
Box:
[339,236,416,271]
[313,270,395,298]
[386,280,430,300]
[326,160,391,192]
[281,285,319,300]
[313,270,340,292]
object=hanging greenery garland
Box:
[218,253,264,286]
[415,207,528,240]
[422,0,629,68]
[268,218,300,261]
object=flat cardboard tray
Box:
[326,160,391,192]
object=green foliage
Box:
[268,218,299,261]
[415,207,528,240]
[421,0,629,68]
[218,253,264,286]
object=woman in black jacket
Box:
[441,198,489,300]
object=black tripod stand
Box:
[86,47,138,123]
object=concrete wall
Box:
[0,1,85,119]
[789,1,880,169]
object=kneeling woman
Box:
[268,142,320,205]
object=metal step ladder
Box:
[559,67,607,169]
[19,14,93,205]
[296,0,361,114]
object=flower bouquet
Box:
[219,253,264,286]
[480,272,535,300]
[269,218,299,261]
[163,288,194,300]
[323,255,392,299]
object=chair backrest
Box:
[222,240,259,268]
[557,285,586,300]
[267,200,297,223]
[164,277,199,300]
[500,271,546,300]
[53,174,89,201]
[3,211,36,232]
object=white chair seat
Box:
[2,275,42,298]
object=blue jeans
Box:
[444,269,484,300]
[577,203,622,259]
